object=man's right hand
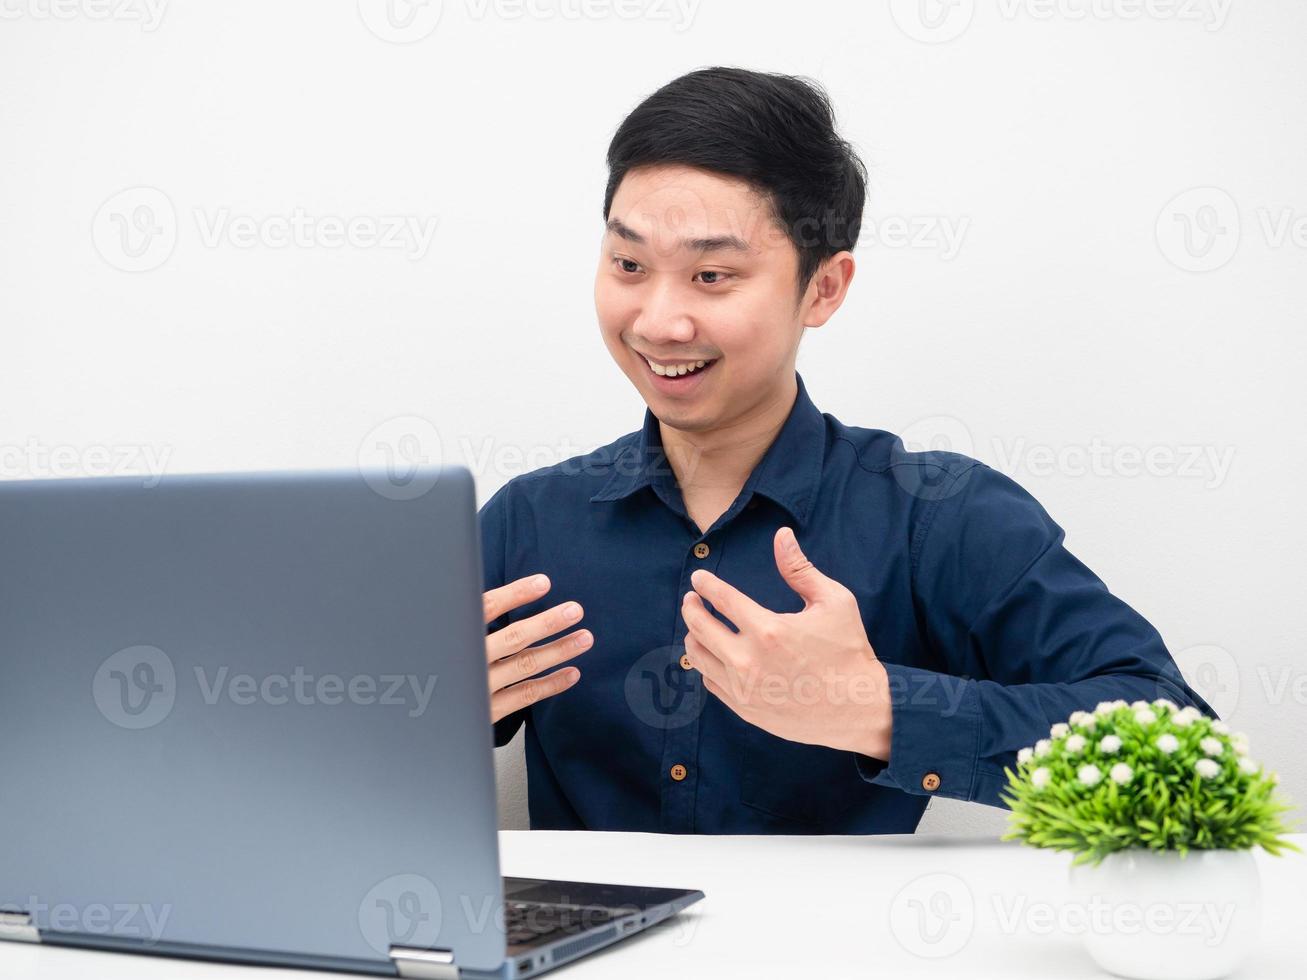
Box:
[485,573,591,725]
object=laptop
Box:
[0,467,703,978]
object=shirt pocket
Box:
[738,725,880,827]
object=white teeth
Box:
[645,357,710,377]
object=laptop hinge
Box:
[0,912,41,944]
[389,945,459,980]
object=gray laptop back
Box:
[0,467,505,973]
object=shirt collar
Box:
[589,370,826,528]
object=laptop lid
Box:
[0,467,506,974]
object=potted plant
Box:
[1002,699,1298,980]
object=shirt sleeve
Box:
[481,480,529,749]
[853,460,1216,806]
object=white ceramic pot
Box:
[1067,848,1260,980]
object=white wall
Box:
[2,0,1303,838]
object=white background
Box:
[1,0,1304,836]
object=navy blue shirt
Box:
[481,371,1212,833]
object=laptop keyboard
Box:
[504,900,620,946]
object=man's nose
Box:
[634,281,695,344]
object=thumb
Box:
[774,526,830,605]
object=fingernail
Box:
[782,527,798,553]
[563,602,582,620]
[533,574,549,590]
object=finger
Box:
[491,666,580,724]
[484,573,550,625]
[486,599,585,664]
[683,630,731,695]
[681,590,740,665]
[688,568,768,633]
[773,526,830,606]
[489,629,592,694]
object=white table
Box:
[3,832,1303,978]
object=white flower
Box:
[1171,711,1195,728]
[1129,700,1150,711]
[1099,734,1123,754]
[1017,747,1034,765]
[1077,764,1102,787]
[1195,758,1221,779]
[1031,767,1051,789]
[1109,763,1133,785]
[1094,700,1117,716]
[1065,734,1087,754]
[1231,733,1250,756]
[1238,757,1259,776]
[1134,709,1155,726]
[1156,734,1180,754]
[1068,710,1097,731]
[1211,720,1230,735]
[1034,738,1052,758]
[1051,722,1070,738]
[1152,698,1177,711]
[1200,737,1223,756]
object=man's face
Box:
[594,164,810,434]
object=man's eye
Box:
[615,257,641,274]
[695,270,731,285]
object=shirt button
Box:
[670,764,688,781]
[692,542,710,559]
[679,653,693,670]
[922,772,941,792]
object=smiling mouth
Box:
[639,354,719,378]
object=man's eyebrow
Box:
[605,218,752,255]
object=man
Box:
[479,66,1211,834]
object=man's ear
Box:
[801,251,856,328]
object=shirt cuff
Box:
[852,662,981,801]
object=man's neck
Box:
[659,375,798,500]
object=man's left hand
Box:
[680,526,892,761]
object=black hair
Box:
[603,66,867,303]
